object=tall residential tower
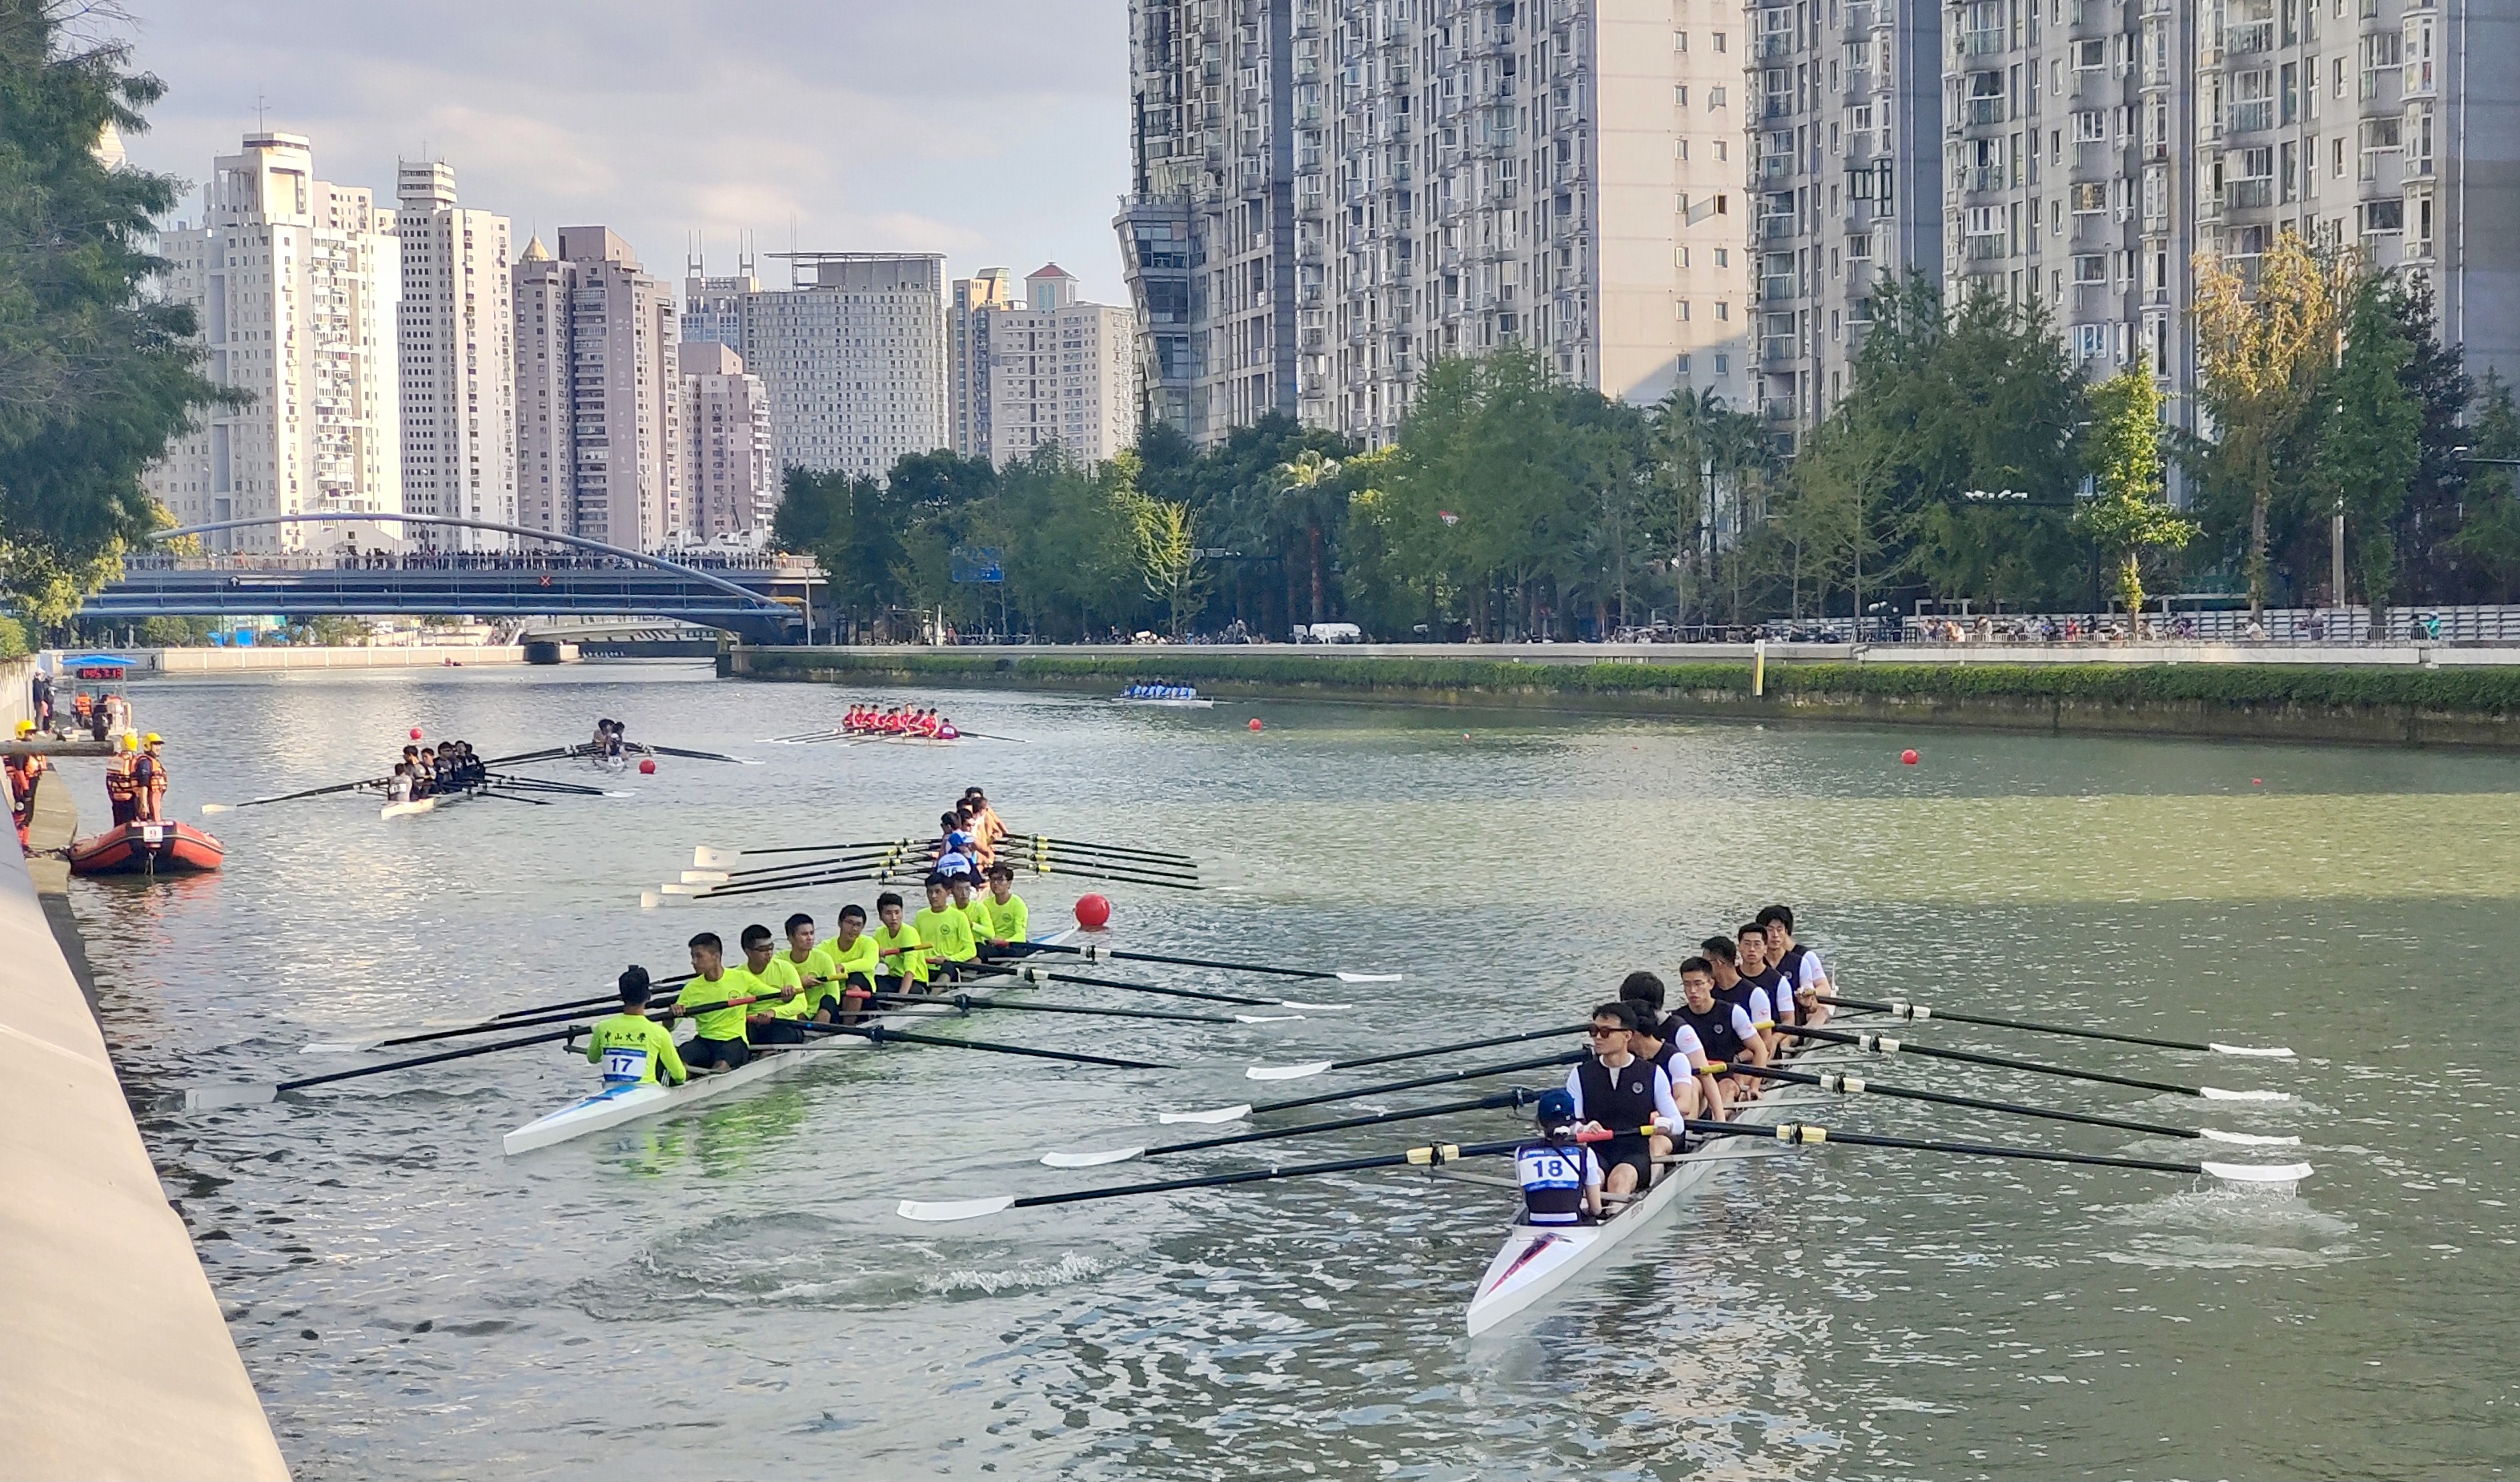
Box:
[393,159,516,549]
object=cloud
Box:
[118,0,1134,300]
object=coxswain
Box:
[869,890,929,995]
[933,810,977,879]
[1759,905,1832,1029]
[1670,957,1766,1106]
[1699,935,1778,1059]
[1564,1001,1682,1202]
[1734,922,1794,1053]
[814,902,881,1022]
[1618,971,1723,1122]
[387,764,415,805]
[978,862,1029,947]
[104,733,140,826]
[963,787,1007,860]
[1515,1088,1606,1226]
[935,717,961,741]
[915,874,979,985]
[736,922,808,1043]
[134,733,169,822]
[584,966,688,1088]
[672,931,752,1073]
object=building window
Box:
[2073,253,2108,283]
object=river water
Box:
[64,664,2520,1480]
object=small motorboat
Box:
[66,820,225,876]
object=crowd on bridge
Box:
[122,548,806,575]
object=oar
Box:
[949,729,1029,744]
[466,788,553,806]
[309,985,802,1054]
[1017,941,1399,984]
[801,1020,1166,1070]
[202,774,386,813]
[692,841,905,869]
[477,745,577,768]
[1730,1064,2301,1146]
[901,1135,1532,1222]
[179,1025,583,1110]
[487,973,698,1022]
[1683,1119,2313,1183]
[1814,994,2294,1058]
[1779,1024,2291,1101]
[680,845,908,885]
[1242,1023,1587,1082]
[756,727,843,744]
[482,773,616,797]
[639,745,758,765]
[1008,833,1197,867]
[968,961,1342,1010]
[1025,862,1206,892]
[1045,1087,1539,1167]
[1158,1048,1583,1124]
[1020,850,1202,883]
[654,866,895,905]
[862,990,1287,1026]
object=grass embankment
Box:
[730,649,2520,747]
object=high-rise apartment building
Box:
[509,227,680,550]
[681,253,760,356]
[676,341,777,538]
[393,160,516,549]
[734,253,948,479]
[1119,0,1757,448]
[948,264,1141,464]
[145,132,401,552]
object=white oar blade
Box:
[2198,1128,2302,1147]
[299,1039,386,1056]
[640,890,690,911]
[2200,1087,2293,1101]
[199,802,233,814]
[1158,1102,1252,1125]
[896,1195,1017,1223]
[1334,972,1403,983]
[2201,1160,2314,1183]
[1041,1147,1146,1168]
[1276,1000,1350,1011]
[658,882,705,896]
[693,845,738,869]
[1234,1014,1304,1024]
[2209,1043,2296,1058]
[183,1084,279,1110]
[680,870,731,885]
[1246,1060,1335,1082]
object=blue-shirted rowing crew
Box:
[1517,906,1834,1222]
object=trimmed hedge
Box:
[740,649,2520,715]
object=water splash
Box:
[920,1251,1106,1296]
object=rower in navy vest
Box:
[1699,934,1780,1061]
[1617,970,1726,1122]
[1514,1088,1605,1226]
[1759,904,1832,1029]
[1736,920,1798,1039]
[1670,956,1768,1103]
[1564,1001,1683,1201]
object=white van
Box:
[1298,622,1363,644]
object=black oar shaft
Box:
[1249,1050,1584,1117]
[1780,1024,2208,1098]
[1816,994,2221,1054]
[279,1026,580,1092]
[865,991,1237,1025]
[1322,1023,1587,1074]
[1684,1119,2205,1175]
[1734,1064,2203,1140]
[967,962,1279,1008]
[1151,1089,1536,1157]
[492,971,698,1020]
[1011,1137,1524,1210]
[1044,942,1331,982]
[1011,834,1196,866]
[808,1021,1166,1070]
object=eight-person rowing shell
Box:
[843,705,961,740]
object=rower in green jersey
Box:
[947,874,997,956]
[869,890,928,995]
[673,931,752,1072]
[781,912,829,1018]
[915,874,979,983]
[813,902,881,1022]
[735,922,807,1044]
[979,862,1029,947]
[584,966,688,1087]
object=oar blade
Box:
[181,1083,279,1110]
[640,890,691,911]
[2199,1086,2292,1101]
[1246,1060,1334,1082]
[896,1195,1017,1223]
[1275,1000,1350,1011]
[1334,972,1403,983]
[2198,1128,2302,1146]
[2201,1160,2314,1183]
[1158,1102,1252,1125]
[681,870,730,884]
[199,802,233,814]
[1234,1014,1304,1024]
[694,845,737,869]
[1041,1147,1146,1168]
[2209,1043,2297,1058]
[299,1038,385,1055]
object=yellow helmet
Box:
[122,732,141,752]
[143,733,162,745]
[12,720,31,735]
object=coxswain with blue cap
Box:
[1514,1088,1604,1226]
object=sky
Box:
[114,0,1135,303]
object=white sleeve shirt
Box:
[1564,1061,1684,1125]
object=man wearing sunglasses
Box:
[1563,1000,1683,1203]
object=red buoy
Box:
[638,757,658,775]
[1900,749,1920,765]
[1247,717,1264,732]
[1073,893,1112,930]
[409,726,423,740]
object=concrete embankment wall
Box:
[0,656,291,1479]
[147,644,528,673]
[724,645,2520,750]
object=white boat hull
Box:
[380,790,468,821]
[1115,697,1214,708]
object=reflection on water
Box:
[66,669,2520,1480]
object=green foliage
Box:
[0,612,28,657]
[2313,275,2421,621]
[2450,372,2520,587]
[0,2,237,631]
[135,613,213,645]
[2074,368,2193,616]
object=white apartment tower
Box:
[145,132,402,552]
[949,264,1141,464]
[737,253,949,479]
[677,341,777,537]
[1119,0,1758,448]
[393,160,516,550]
[682,252,760,356]
[509,227,680,550]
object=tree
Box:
[2189,231,2349,614]
[2450,372,2520,594]
[1118,449,1206,637]
[0,2,236,633]
[2311,275,2421,629]
[2375,276,2475,602]
[1270,448,1342,625]
[2074,367,2194,618]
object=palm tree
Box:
[1272,449,1343,625]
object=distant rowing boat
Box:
[380,788,476,821]
[1114,695,1214,709]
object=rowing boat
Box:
[1462,1066,1835,1335]
[380,788,474,821]
[502,930,1075,1155]
[1114,694,1215,709]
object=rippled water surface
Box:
[66,665,2520,1479]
